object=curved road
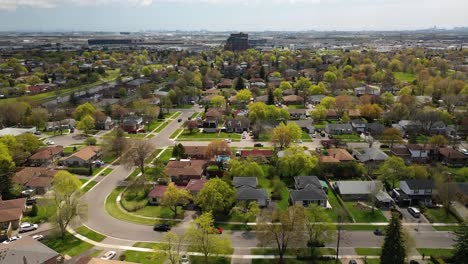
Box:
[81,108,455,250]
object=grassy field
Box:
[22,198,56,224]
[132,242,164,250]
[344,202,387,223]
[81,180,97,193]
[355,248,382,256]
[158,147,174,163]
[423,208,459,223]
[176,130,242,141]
[75,226,106,242]
[121,192,183,219]
[122,250,165,264]
[394,72,416,83]
[42,232,94,257]
[105,187,157,225]
[416,248,454,258]
[145,149,162,164]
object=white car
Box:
[32,234,44,241]
[19,223,38,233]
[45,140,55,145]
[224,139,232,143]
[101,251,117,260]
[2,235,22,244]
[180,255,190,264]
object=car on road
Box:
[254,143,263,147]
[178,118,182,122]
[45,140,55,145]
[26,197,37,206]
[34,131,42,135]
[19,223,38,233]
[32,234,44,241]
[2,235,21,244]
[101,251,117,260]
[407,207,421,218]
[180,254,190,264]
[224,138,232,143]
[373,229,384,236]
[153,224,171,232]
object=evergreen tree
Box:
[172,143,185,160]
[259,66,266,80]
[380,213,406,264]
[235,77,245,90]
[69,92,78,106]
[43,74,49,83]
[267,89,274,105]
[452,223,468,264]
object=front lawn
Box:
[22,199,57,224]
[301,131,312,142]
[333,134,363,142]
[190,256,231,264]
[147,120,164,131]
[145,149,162,164]
[326,190,352,222]
[121,250,165,264]
[251,248,336,256]
[42,232,94,257]
[157,147,174,163]
[105,187,156,226]
[127,168,141,181]
[355,248,382,256]
[121,189,184,219]
[423,208,459,223]
[75,226,106,242]
[277,187,290,211]
[433,225,460,231]
[416,248,454,258]
[133,242,164,249]
[339,224,384,231]
[81,180,97,193]
[170,128,183,139]
[154,121,169,133]
[177,130,242,141]
[344,202,387,223]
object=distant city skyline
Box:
[0,0,467,32]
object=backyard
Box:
[175,130,242,141]
[344,201,387,223]
[42,232,94,257]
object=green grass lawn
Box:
[277,188,290,211]
[63,146,82,155]
[169,111,182,119]
[154,121,169,133]
[190,256,231,264]
[216,223,251,231]
[433,225,460,231]
[127,168,141,181]
[157,148,174,164]
[313,121,329,130]
[344,202,387,223]
[147,120,164,131]
[191,112,202,119]
[22,199,56,224]
[355,248,382,256]
[81,180,97,193]
[175,104,194,109]
[177,130,242,141]
[365,259,380,264]
[417,248,454,258]
[287,104,305,109]
[133,242,164,250]
[92,167,113,176]
[145,149,162,164]
[121,192,184,219]
[252,260,337,264]
[105,187,156,225]
[258,132,272,141]
[394,72,416,83]
[326,190,352,222]
[170,128,183,139]
[301,131,312,142]
[101,152,118,164]
[126,133,148,138]
[333,134,363,142]
[423,208,459,223]
[339,224,384,231]
[121,250,165,264]
[251,248,336,256]
[75,226,106,242]
[42,232,94,257]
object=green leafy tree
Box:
[279,81,292,91]
[236,89,252,102]
[74,102,96,120]
[324,71,337,83]
[378,156,409,189]
[271,122,302,149]
[76,115,95,136]
[210,95,226,108]
[278,145,318,179]
[305,204,336,256]
[195,178,235,215]
[228,159,265,178]
[161,183,192,218]
[294,77,312,91]
[319,96,336,109]
[380,213,406,264]
[311,105,328,121]
[381,128,404,148]
[186,212,233,263]
[172,143,186,160]
[0,143,16,199]
[230,201,260,224]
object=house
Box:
[319,148,354,163]
[126,78,150,89]
[28,146,64,167]
[225,117,250,133]
[217,79,233,88]
[185,178,208,196]
[290,176,328,207]
[325,123,353,135]
[393,120,422,135]
[165,160,206,186]
[429,121,447,135]
[438,147,468,167]
[354,85,381,96]
[13,168,60,195]
[0,236,60,264]
[397,179,435,206]
[351,119,367,133]
[353,147,389,163]
[233,177,269,207]
[406,144,432,163]
[0,127,37,137]
[366,123,385,136]
[348,109,361,119]
[334,180,388,201]
[95,115,114,130]
[203,109,222,133]
[282,88,296,96]
[63,146,101,167]
[325,109,340,121]
[308,95,326,105]
[148,185,171,205]
[122,116,144,133]
[255,95,269,103]
[183,146,208,160]
[290,120,314,134]
[288,109,307,120]
[0,198,26,232]
[240,149,274,159]
[282,95,304,105]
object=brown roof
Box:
[282,95,304,102]
[319,155,340,163]
[322,148,354,162]
[184,146,208,156]
[348,109,361,117]
[13,167,58,185]
[70,146,101,161]
[439,147,467,159]
[240,149,273,158]
[185,179,208,192]
[148,185,168,198]
[205,109,222,118]
[327,109,338,117]
[27,176,54,188]
[0,198,26,222]
[407,144,434,151]
[29,146,64,160]
[391,147,410,156]
[164,160,206,177]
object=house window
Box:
[425,189,432,194]
[414,189,419,194]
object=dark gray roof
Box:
[294,176,322,190]
[335,181,382,195]
[0,236,59,264]
[127,78,150,87]
[326,123,353,131]
[353,147,389,162]
[233,177,257,188]
[290,188,327,202]
[236,186,268,206]
[403,179,434,190]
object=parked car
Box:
[178,118,182,122]
[45,140,55,145]
[34,131,42,135]
[180,254,190,264]
[348,260,357,264]
[2,235,21,244]
[32,234,44,241]
[26,197,37,206]
[21,188,35,197]
[101,251,117,260]
[373,229,384,236]
[19,223,38,233]
[254,143,263,147]
[407,207,421,218]
[153,224,171,232]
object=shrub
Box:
[119,254,126,261]
[85,137,97,145]
[67,167,91,176]
[29,204,38,217]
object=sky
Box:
[0,0,467,31]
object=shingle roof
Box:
[183,146,208,156]
[0,236,59,264]
[233,177,258,188]
[403,179,434,190]
[164,160,206,177]
[335,181,382,195]
[325,149,354,162]
[240,149,273,158]
[185,179,208,192]
[236,186,268,206]
[294,176,322,190]
[29,146,64,160]
[69,146,101,162]
[290,188,327,202]
[353,147,389,162]
[0,198,25,222]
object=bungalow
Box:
[165,160,206,186]
[438,147,468,167]
[325,123,353,135]
[183,146,208,160]
[406,144,432,163]
[0,198,26,231]
[290,120,314,134]
[353,147,389,164]
[185,178,208,197]
[354,85,380,97]
[95,115,114,130]
[148,185,171,205]
[240,149,274,159]
[308,95,326,105]
[203,109,222,133]
[63,146,101,167]
[288,109,307,120]
[13,167,60,195]
[122,116,144,133]
[290,176,328,207]
[225,117,250,133]
[28,146,64,167]
[326,109,340,121]
[319,148,354,163]
[233,177,269,207]
[366,123,385,136]
[0,236,60,264]
[335,180,385,201]
[396,179,435,206]
[282,95,304,105]
[351,119,367,133]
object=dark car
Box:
[348,260,357,264]
[178,119,182,122]
[26,197,37,206]
[254,143,264,147]
[153,224,171,232]
[373,229,384,236]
